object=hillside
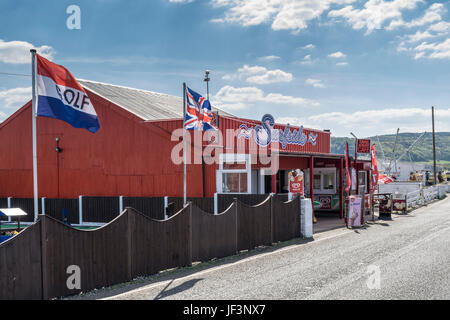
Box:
[331,132,450,168]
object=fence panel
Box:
[237,196,272,251]
[0,198,7,221]
[42,214,129,299]
[44,198,79,224]
[168,197,215,216]
[219,194,270,213]
[82,197,119,223]
[0,222,42,299]
[191,202,237,262]
[128,206,191,278]
[273,196,301,242]
[123,197,165,220]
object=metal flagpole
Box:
[30,49,39,221]
[183,83,187,206]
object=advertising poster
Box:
[289,169,304,196]
[318,195,332,210]
[348,196,362,227]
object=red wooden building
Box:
[0,80,371,218]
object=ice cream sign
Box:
[237,114,318,149]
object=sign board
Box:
[318,195,332,210]
[347,196,362,227]
[289,169,304,196]
[357,139,371,154]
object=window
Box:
[222,172,248,193]
[217,154,251,194]
[358,171,367,193]
[313,174,321,189]
[305,168,336,194]
[323,172,335,190]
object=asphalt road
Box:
[70,197,450,300]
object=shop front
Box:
[211,114,373,225]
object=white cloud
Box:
[168,0,194,3]
[277,107,450,136]
[428,21,450,33]
[0,39,54,64]
[328,51,346,58]
[328,0,423,34]
[246,69,293,84]
[299,54,313,65]
[302,44,315,50]
[305,78,325,88]
[387,3,445,30]
[211,0,357,33]
[336,61,348,66]
[0,87,31,108]
[396,16,450,55]
[213,85,319,111]
[414,38,450,59]
[222,64,293,84]
[258,55,281,62]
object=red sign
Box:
[289,169,304,196]
[357,139,371,153]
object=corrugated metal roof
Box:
[78,79,234,121]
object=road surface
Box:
[69,197,450,300]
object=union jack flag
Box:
[184,86,217,131]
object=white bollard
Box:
[41,197,46,215]
[7,197,11,222]
[78,195,83,225]
[301,198,313,238]
[164,196,168,219]
[214,193,218,215]
[119,196,123,214]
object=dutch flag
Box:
[36,54,100,133]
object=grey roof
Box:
[78,79,233,121]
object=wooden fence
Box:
[0,194,302,300]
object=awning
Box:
[0,208,28,217]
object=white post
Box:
[183,83,187,206]
[288,192,293,201]
[119,196,123,214]
[41,197,46,215]
[164,196,168,219]
[301,198,313,238]
[79,195,83,225]
[30,49,39,222]
[214,192,218,215]
[7,197,11,223]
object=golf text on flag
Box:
[184,86,216,131]
[36,54,100,133]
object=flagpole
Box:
[30,49,39,221]
[183,82,187,206]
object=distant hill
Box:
[331,132,450,167]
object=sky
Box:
[0,0,449,137]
